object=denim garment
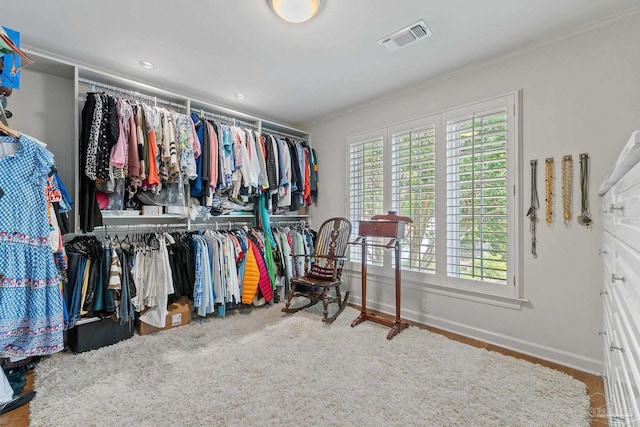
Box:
[68,257,87,328]
[52,172,73,213]
[91,247,108,312]
[65,252,81,314]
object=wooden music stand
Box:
[351,211,412,340]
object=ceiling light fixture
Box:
[235,93,246,100]
[138,60,155,69]
[269,0,321,23]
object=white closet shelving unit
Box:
[19,47,311,232]
[599,130,640,426]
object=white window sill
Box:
[409,282,528,310]
[344,268,529,311]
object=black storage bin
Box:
[67,317,134,353]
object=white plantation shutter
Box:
[348,136,384,265]
[445,107,509,284]
[345,92,521,300]
[391,124,436,273]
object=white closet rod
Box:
[195,109,236,125]
[195,109,258,129]
[78,77,187,110]
[262,127,308,141]
[92,219,269,235]
[270,219,308,227]
[190,221,254,231]
[93,223,187,236]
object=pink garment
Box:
[205,121,218,189]
[190,116,201,159]
[251,243,273,303]
[96,191,109,209]
[110,121,127,168]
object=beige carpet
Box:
[31,305,590,426]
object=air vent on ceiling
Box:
[377,19,432,52]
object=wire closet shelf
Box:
[78,77,187,111]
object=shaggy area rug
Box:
[31,306,590,426]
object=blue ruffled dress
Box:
[0,134,64,356]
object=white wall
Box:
[8,69,76,228]
[307,10,640,374]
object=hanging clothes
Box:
[134,234,175,328]
[0,134,64,357]
[79,94,198,230]
[79,93,104,232]
[64,234,139,328]
[242,239,260,304]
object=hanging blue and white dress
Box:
[0,134,64,357]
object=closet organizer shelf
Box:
[9,48,316,357]
[72,65,311,232]
[99,214,187,226]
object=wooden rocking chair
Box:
[282,217,352,323]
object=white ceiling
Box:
[2,0,639,127]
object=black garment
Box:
[65,252,82,312]
[139,104,150,180]
[264,135,278,191]
[167,234,195,304]
[96,94,119,181]
[65,235,102,315]
[287,140,303,211]
[52,202,69,235]
[80,247,102,315]
[118,249,135,324]
[79,93,103,232]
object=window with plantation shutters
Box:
[446,107,508,284]
[348,135,385,265]
[391,124,436,273]
[345,92,521,300]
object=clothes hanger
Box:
[0,101,19,137]
[0,28,33,66]
[0,119,19,138]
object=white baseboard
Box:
[350,296,602,376]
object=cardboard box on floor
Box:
[136,296,192,335]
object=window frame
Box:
[346,129,387,272]
[441,94,521,298]
[345,91,523,302]
[388,114,440,284]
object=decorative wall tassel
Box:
[561,155,573,227]
[527,160,540,258]
[545,158,554,226]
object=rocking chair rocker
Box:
[282,217,352,323]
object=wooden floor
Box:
[0,309,607,427]
[0,368,33,427]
